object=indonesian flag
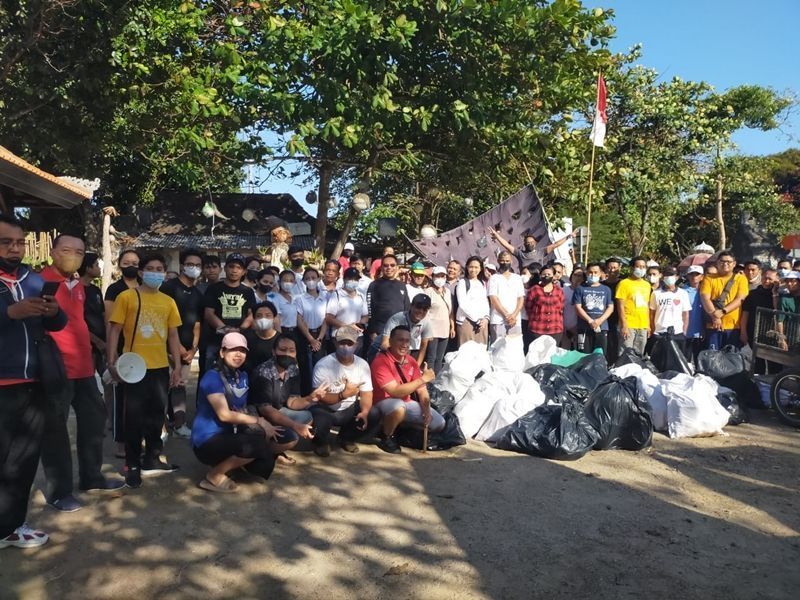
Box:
[589,74,607,147]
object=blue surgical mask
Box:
[633,268,646,279]
[142,272,165,289]
[335,344,357,360]
[663,276,677,287]
[344,280,359,291]
[587,275,600,284]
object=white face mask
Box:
[433,277,446,288]
[183,266,201,279]
[344,280,359,291]
[255,318,273,331]
[520,274,531,284]
[281,281,294,293]
[633,268,646,279]
[587,275,600,284]
[647,274,659,284]
[663,276,677,287]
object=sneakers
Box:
[125,467,142,488]
[80,478,126,493]
[340,440,359,454]
[160,428,169,445]
[0,523,49,549]
[46,494,83,513]
[377,434,402,454]
[141,458,179,476]
[173,424,192,439]
[313,443,331,458]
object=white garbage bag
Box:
[436,341,493,402]
[490,334,525,372]
[474,373,546,442]
[524,335,559,370]
[454,372,517,438]
[612,364,668,431]
[663,374,730,438]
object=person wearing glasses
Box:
[699,251,749,350]
[365,254,410,348]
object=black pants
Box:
[426,337,449,375]
[309,401,363,445]
[296,328,327,396]
[123,368,168,469]
[41,377,107,501]
[606,320,620,363]
[0,383,45,537]
[576,329,608,356]
[193,431,275,480]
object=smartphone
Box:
[40,281,60,298]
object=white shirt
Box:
[294,292,328,330]
[455,278,490,325]
[326,289,368,334]
[487,273,525,325]
[649,287,691,334]
[312,354,373,411]
[291,271,307,296]
[357,274,372,299]
[267,292,298,328]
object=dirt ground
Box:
[1,379,800,600]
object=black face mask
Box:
[290,258,304,269]
[121,265,139,279]
[0,256,22,272]
[275,355,296,369]
[498,263,511,273]
[246,269,260,282]
[258,283,273,293]
[524,243,536,252]
[539,276,553,285]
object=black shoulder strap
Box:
[391,355,420,402]
[714,274,736,307]
[129,290,142,352]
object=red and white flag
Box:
[589,73,607,147]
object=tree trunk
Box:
[331,208,359,260]
[716,173,726,250]
[314,164,332,253]
[101,210,113,294]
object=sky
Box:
[252,0,799,212]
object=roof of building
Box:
[0,146,93,209]
[131,232,318,251]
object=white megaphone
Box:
[114,352,146,384]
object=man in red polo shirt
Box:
[370,324,445,453]
[40,234,124,513]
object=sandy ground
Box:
[1,383,799,600]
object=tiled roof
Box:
[0,146,93,208]
[131,233,318,251]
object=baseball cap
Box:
[335,326,360,344]
[485,263,497,272]
[686,266,704,276]
[432,266,446,276]
[343,267,360,280]
[221,332,248,351]
[410,261,426,274]
[225,253,246,268]
[411,293,432,308]
[344,242,355,252]
[663,266,678,276]
[782,271,800,280]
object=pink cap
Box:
[221,332,249,351]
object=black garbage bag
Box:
[428,385,457,415]
[584,376,654,450]
[717,386,749,425]
[615,347,658,373]
[718,371,763,410]
[496,398,599,460]
[527,353,609,405]
[394,412,467,451]
[697,345,746,380]
[647,331,692,374]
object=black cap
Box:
[411,293,432,308]
[225,253,246,268]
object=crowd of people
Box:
[1,210,798,549]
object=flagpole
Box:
[586,142,596,263]
[586,71,605,264]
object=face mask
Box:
[258,283,273,293]
[539,276,553,285]
[142,272,165,289]
[255,317,273,331]
[0,256,22,272]
[275,354,296,369]
[281,281,294,293]
[55,256,83,274]
[778,269,791,279]
[183,266,201,279]
[344,280,359,291]
[647,275,659,284]
[336,344,357,360]
[248,269,262,282]
[121,265,139,279]
[663,276,677,287]
[587,275,600,284]
[498,263,511,273]
[633,268,646,279]
[291,258,304,269]
[524,243,535,251]
[304,278,318,290]
[433,277,446,288]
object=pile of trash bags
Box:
[432,334,756,461]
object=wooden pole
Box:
[422,424,428,454]
[585,143,597,264]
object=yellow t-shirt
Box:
[699,273,749,330]
[109,288,182,369]
[615,277,652,330]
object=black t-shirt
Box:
[104,278,133,302]
[243,330,277,373]
[84,283,106,341]
[605,279,620,324]
[203,281,256,340]
[366,278,410,335]
[161,277,203,349]
[742,285,776,339]
[248,359,301,409]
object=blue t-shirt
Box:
[684,286,704,339]
[192,369,249,447]
[571,283,614,332]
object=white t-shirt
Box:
[326,289,368,334]
[267,292,298,328]
[312,354,373,411]
[487,273,525,325]
[649,288,691,334]
[294,293,328,330]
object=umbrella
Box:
[781,233,800,250]
[678,252,714,269]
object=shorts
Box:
[193,431,270,467]
[371,398,446,432]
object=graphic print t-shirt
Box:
[572,284,613,332]
[204,281,256,340]
[109,289,182,369]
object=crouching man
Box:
[369,325,445,454]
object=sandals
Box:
[276,452,296,466]
[198,475,238,493]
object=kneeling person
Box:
[370,325,445,454]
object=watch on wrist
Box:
[721,307,727,315]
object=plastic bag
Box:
[496,399,599,460]
[717,386,748,426]
[395,412,467,451]
[739,344,753,371]
[435,341,493,402]
[524,335,559,370]
[551,349,591,367]
[696,345,745,380]
[428,384,457,415]
[663,374,731,438]
[490,334,525,372]
[454,372,515,438]
[615,347,657,373]
[612,363,668,431]
[528,353,609,405]
[584,376,654,450]
[647,332,693,375]
[717,372,762,410]
[475,374,546,442]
